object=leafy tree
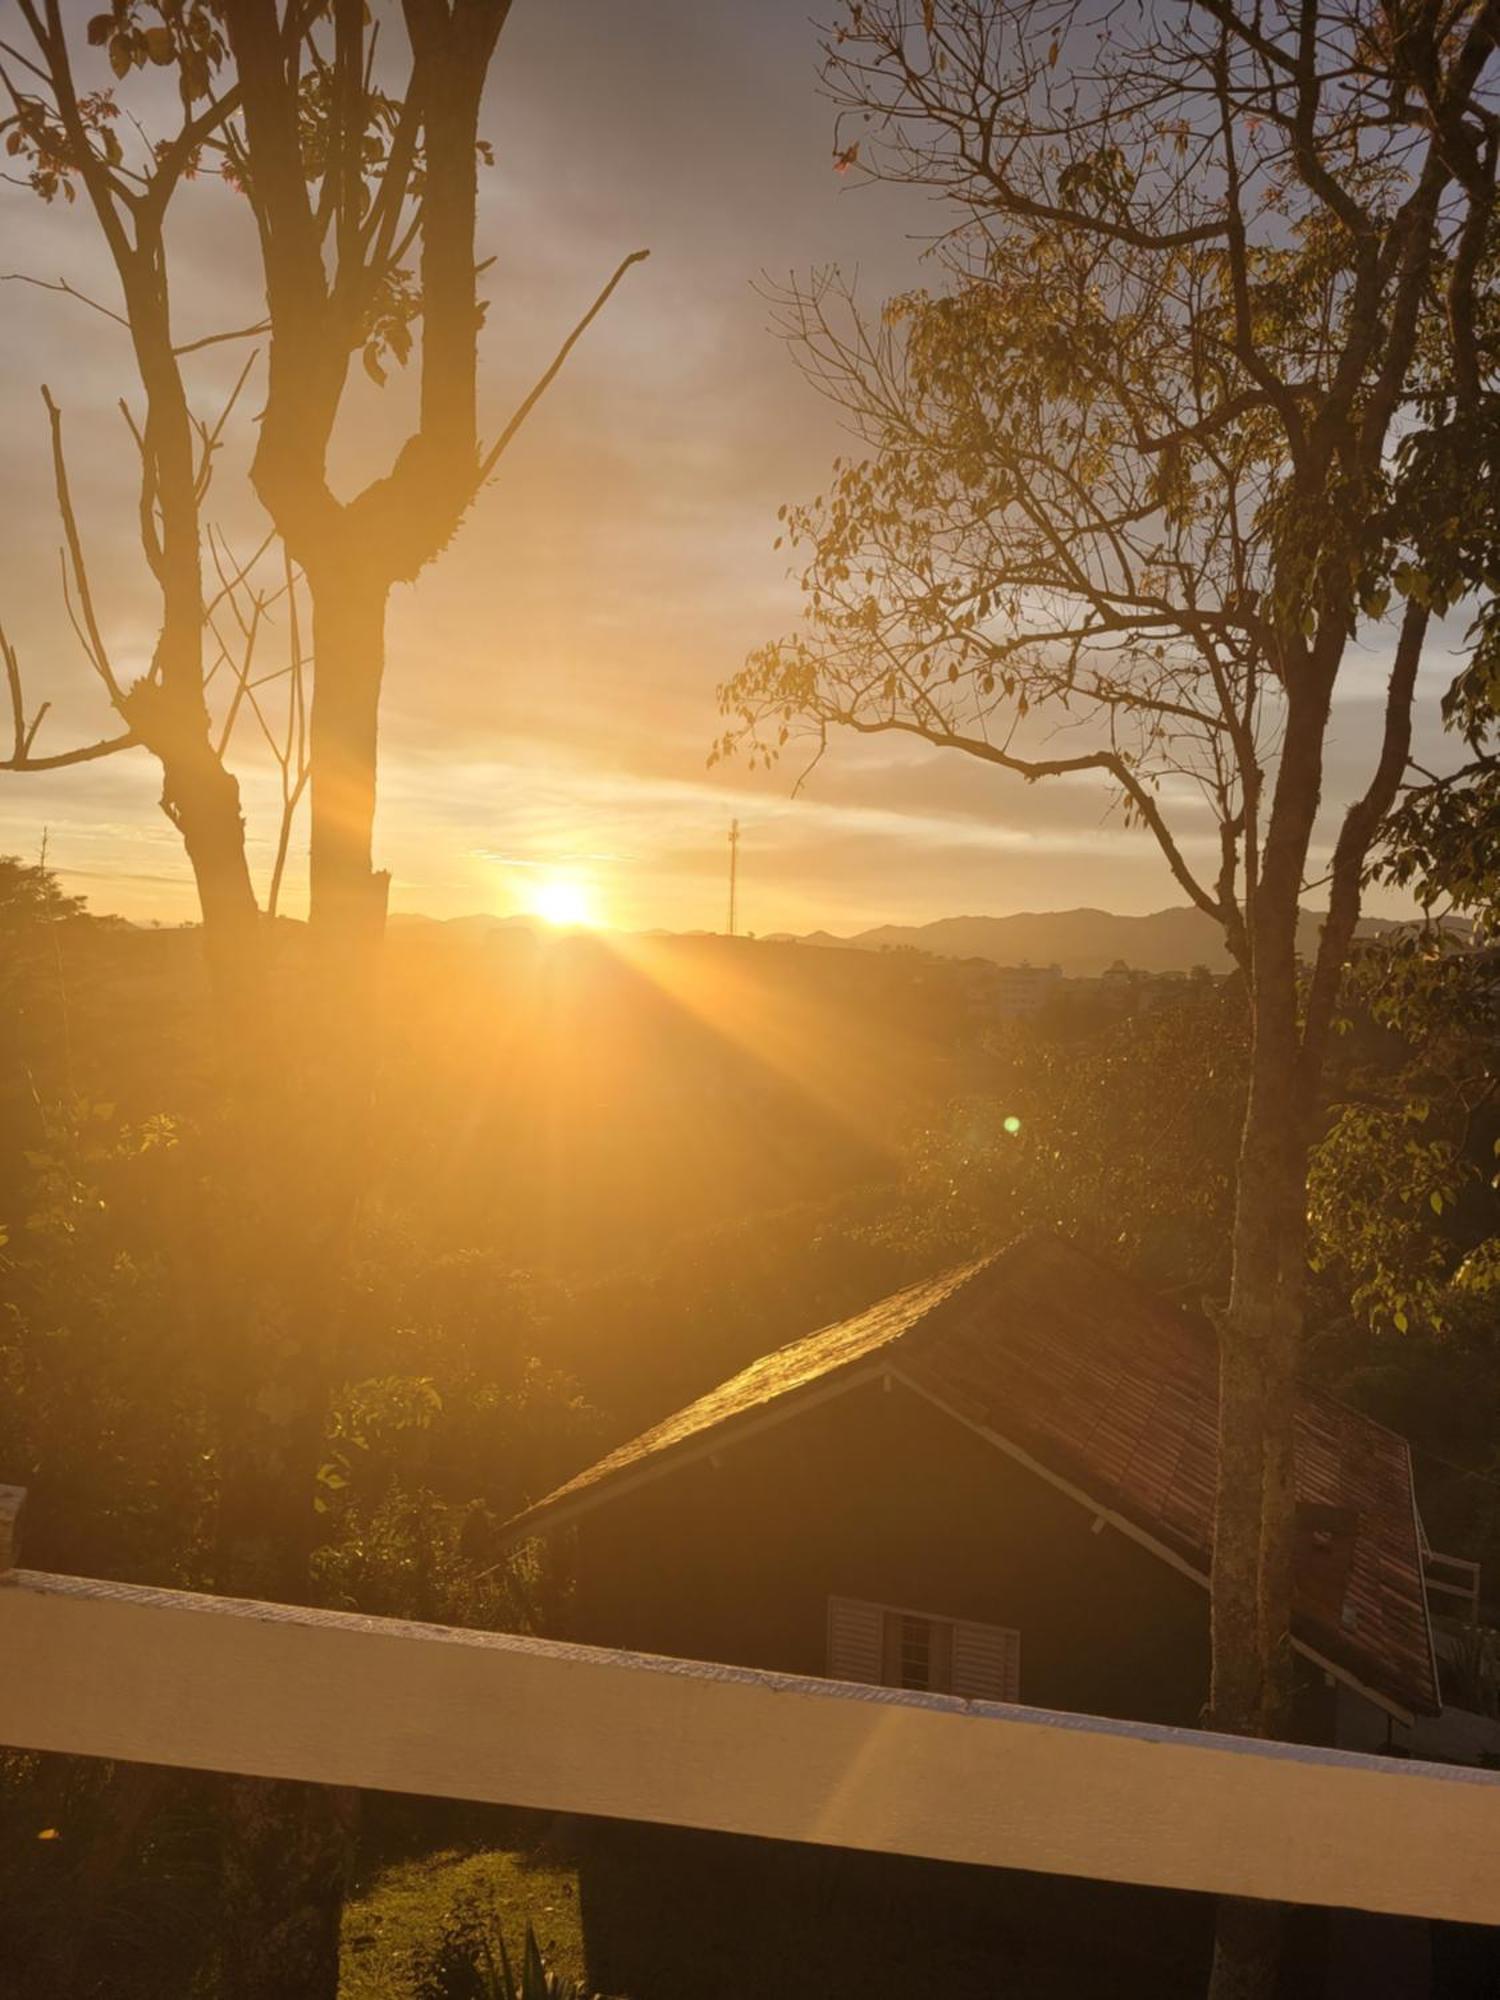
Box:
[1308,937,1500,1336]
[0,851,85,929]
[1378,395,1500,938]
[718,6,1498,1989]
[910,982,1249,1294]
[1339,380,1500,1337]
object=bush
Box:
[411,1894,595,2000]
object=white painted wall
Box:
[1,1566,1497,1925]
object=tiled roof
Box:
[506,1232,1439,1717]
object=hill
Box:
[793,906,1432,977]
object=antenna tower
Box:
[727,818,740,937]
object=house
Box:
[504,1231,1466,1997]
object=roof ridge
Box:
[757,1250,999,1368]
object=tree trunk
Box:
[217,1777,358,2000]
[307,560,391,960]
[1209,1896,1289,2000]
[208,1181,360,2000]
[209,560,390,2000]
[1211,1020,1309,1741]
[118,249,268,1036]
[159,739,264,1029]
[1206,668,1334,1998]
[1206,1029,1309,2000]
[208,1100,357,2000]
[209,1229,360,2000]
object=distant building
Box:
[1088,961,1205,1014]
[991,960,1062,1017]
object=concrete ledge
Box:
[2,1567,1497,1923]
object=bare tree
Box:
[0,4,287,1017]
[0,380,310,959]
[718,4,1496,1990]
[215,0,646,966]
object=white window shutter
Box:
[826,1595,885,1685]
[951,1618,1021,1703]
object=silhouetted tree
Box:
[215,0,645,967]
[0,4,310,1020]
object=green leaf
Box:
[1393,562,1432,608]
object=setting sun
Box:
[527,875,600,928]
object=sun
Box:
[526,875,599,928]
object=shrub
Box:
[411,1894,593,2000]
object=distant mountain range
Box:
[385,904,1450,979]
[787,906,1436,978]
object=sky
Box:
[0,0,1469,937]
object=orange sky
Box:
[0,1,1461,937]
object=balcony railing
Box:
[1,1486,1498,1927]
[1425,1548,1483,1624]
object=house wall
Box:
[569,1375,1212,1727]
[576,1818,1222,2000]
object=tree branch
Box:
[477,249,650,484]
[2,623,134,770]
[0,271,129,330]
[1299,597,1430,1083]
[41,386,123,705]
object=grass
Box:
[340,1844,586,1998]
